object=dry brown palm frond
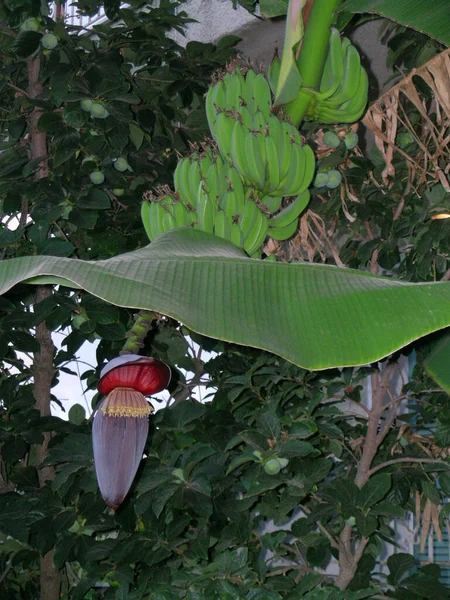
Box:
[363,48,450,190]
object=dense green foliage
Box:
[0,0,449,598]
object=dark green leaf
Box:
[12,31,42,57]
[359,474,391,508]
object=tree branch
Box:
[368,457,450,478]
[336,364,395,590]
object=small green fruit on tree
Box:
[81,99,93,112]
[326,169,342,189]
[72,315,87,329]
[396,132,415,148]
[112,188,125,196]
[90,103,108,119]
[41,33,58,50]
[264,458,282,475]
[314,172,329,188]
[20,17,40,32]
[344,131,358,150]
[114,158,129,172]
[323,131,340,149]
[90,171,105,185]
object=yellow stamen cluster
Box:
[100,387,154,418]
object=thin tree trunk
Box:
[28,53,61,599]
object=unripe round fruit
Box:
[90,171,105,185]
[21,18,40,32]
[264,458,282,475]
[396,132,414,149]
[112,188,125,196]
[81,99,93,112]
[345,516,356,527]
[72,315,87,329]
[326,169,342,189]
[344,131,358,150]
[41,33,58,50]
[114,157,129,172]
[277,458,289,469]
[323,131,340,149]
[314,172,329,188]
[90,103,108,119]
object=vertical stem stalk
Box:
[284,0,342,125]
[120,310,157,355]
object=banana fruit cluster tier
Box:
[304,28,369,124]
[142,67,314,256]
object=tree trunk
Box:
[28,54,61,600]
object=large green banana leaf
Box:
[257,0,450,46]
[1,228,450,370]
[339,0,450,46]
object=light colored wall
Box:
[178,1,390,94]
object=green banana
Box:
[299,145,316,192]
[223,71,242,112]
[238,199,259,242]
[261,194,282,213]
[244,132,266,189]
[269,190,310,228]
[242,68,257,115]
[205,80,226,137]
[187,159,202,207]
[141,200,154,241]
[174,158,193,207]
[230,119,249,179]
[214,112,235,160]
[243,206,269,256]
[214,209,231,241]
[252,110,267,133]
[269,216,299,241]
[264,134,280,194]
[154,201,169,236]
[278,122,295,184]
[230,222,244,248]
[220,190,239,220]
[196,186,216,233]
[253,73,272,121]
[225,166,245,210]
[172,201,193,227]
[239,105,253,130]
[161,209,176,233]
[279,143,305,197]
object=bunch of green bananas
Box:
[141,192,196,241]
[306,28,369,124]
[142,67,316,256]
[206,68,315,198]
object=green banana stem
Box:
[284,0,342,126]
[120,310,157,355]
